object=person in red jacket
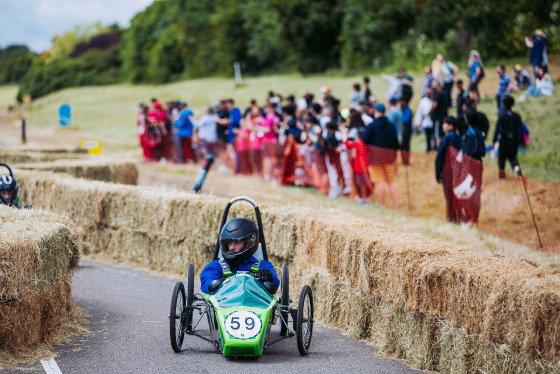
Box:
[137,103,152,161]
[344,128,372,204]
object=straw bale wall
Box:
[0,147,87,165]
[15,170,560,371]
[16,159,138,185]
[0,205,81,352]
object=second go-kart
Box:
[169,196,314,357]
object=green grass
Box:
[9,65,560,181]
[0,85,18,108]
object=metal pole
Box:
[516,159,543,248]
[404,164,412,215]
[21,118,26,144]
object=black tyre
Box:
[296,285,313,356]
[169,281,186,352]
[185,264,195,332]
[280,266,289,336]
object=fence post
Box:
[517,160,543,248]
[21,118,26,144]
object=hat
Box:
[389,97,398,105]
[514,64,523,72]
[374,103,386,113]
[138,101,144,107]
[320,86,332,94]
[534,29,547,38]
[341,108,351,119]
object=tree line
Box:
[3,0,558,101]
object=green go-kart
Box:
[169,196,314,357]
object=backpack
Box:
[479,65,485,79]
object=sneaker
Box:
[359,199,368,206]
[513,165,520,176]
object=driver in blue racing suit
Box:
[200,217,279,293]
[0,163,20,208]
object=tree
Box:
[0,45,35,84]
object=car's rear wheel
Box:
[296,285,313,356]
[170,281,186,352]
[280,266,289,336]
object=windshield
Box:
[213,273,274,309]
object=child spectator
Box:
[195,105,218,157]
[324,121,345,195]
[414,87,435,151]
[509,65,533,92]
[137,103,152,161]
[260,104,280,181]
[362,103,399,208]
[435,116,462,222]
[344,129,371,204]
[349,83,365,109]
[235,117,252,175]
[518,65,554,101]
[399,97,413,166]
[247,105,265,176]
[493,96,525,179]
[461,111,486,223]
[174,102,197,163]
[456,80,468,120]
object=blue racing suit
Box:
[200,256,279,293]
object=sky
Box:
[0,0,153,52]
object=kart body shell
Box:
[206,273,277,356]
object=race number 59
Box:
[224,311,262,339]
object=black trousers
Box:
[498,138,519,179]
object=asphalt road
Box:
[5,260,423,374]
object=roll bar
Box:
[212,196,267,261]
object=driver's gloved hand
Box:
[257,269,273,283]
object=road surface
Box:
[5,259,423,374]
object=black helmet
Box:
[0,163,18,206]
[220,218,259,267]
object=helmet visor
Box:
[222,239,249,253]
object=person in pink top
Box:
[235,117,252,175]
[247,106,265,176]
[259,103,280,181]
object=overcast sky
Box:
[0,0,153,52]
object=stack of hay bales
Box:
[0,205,81,352]
[16,159,138,185]
[15,171,560,372]
[0,146,88,164]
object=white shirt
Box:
[414,97,434,129]
[195,114,218,142]
[536,73,554,96]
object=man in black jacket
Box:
[493,96,525,180]
[362,103,399,207]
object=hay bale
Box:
[0,149,88,164]
[16,159,138,185]
[0,205,82,352]
[14,170,560,368]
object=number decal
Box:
[230,317,240,330]
[224,311,262,339]
[245,317,254,330]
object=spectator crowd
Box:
[136,30,552,223]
